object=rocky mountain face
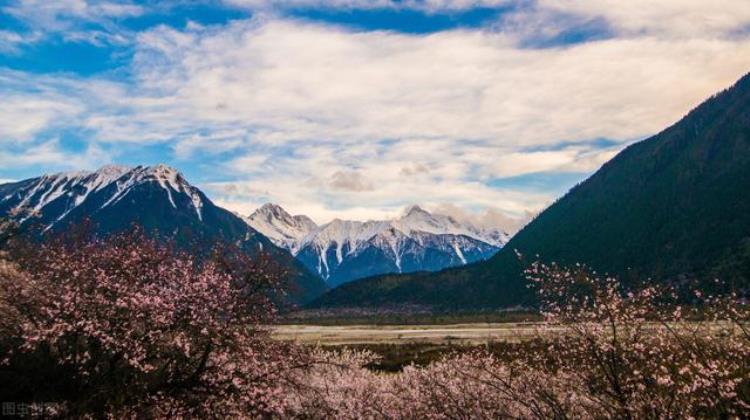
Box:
[246,204,507,287]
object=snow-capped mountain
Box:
[245,203,508,287]
[246,203,317,252]
[0,165,328,303]
[394,205,508,247]
[0,164,206,230]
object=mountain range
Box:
[0,164,508,301]
[312,71,750,310]
[0,164,327,304]
[246,203,507,287]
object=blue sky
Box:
[2,0,750,228]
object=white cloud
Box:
[488,150,578,178]
[329,170,375,192]
[3,0,144,27]
[204,138,577,223]
[0,97,81,142]
[210,172,550,224]
[226,0,750,41]
[125,19,750,149]
[0,140,110,170]
[0,72,87,143]
[0,30,31,54]
[429,202,531,234]
[465,143,622,178]
[1,0,143,47]
[538,0,750,39]
[172,129,247,160]
[225,0,513,12]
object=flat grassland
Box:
[271,322,553,345]
[271,321,733,372]
[272,320,729,346]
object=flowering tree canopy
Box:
[0,227,306,417]
[280,262,750,419]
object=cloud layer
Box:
[2,0,750,230]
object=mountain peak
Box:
[246,203,318,252]
[151,163,174,170]
[53,164,186,187]
[139,164,185,184]
[259,202,282,210]
[404,204,428,216]
[255,202,289,217]
[0,163,208,227]
[97,164,131,174]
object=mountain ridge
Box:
[246,202,508,287]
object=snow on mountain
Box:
[99,164,205,221]
[245,203,509,287]
[305,219,390,258]
[0,164,207,231]
[2,165,128,223]
[393,205,509,246]
[245,203,317,252]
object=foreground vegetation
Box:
[0,225,748,418]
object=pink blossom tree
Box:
[279,262,750,419]
[0,228,307,417]
[525,261,750,417]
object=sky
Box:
[2,0,750,231]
